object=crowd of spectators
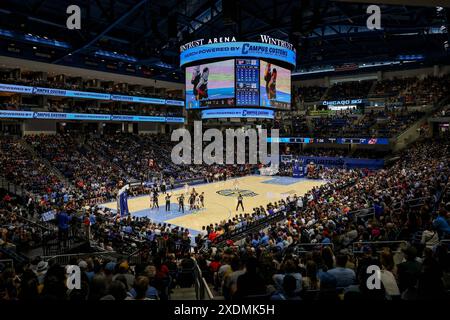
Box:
[297,109,425,138]
[324,80,374,100]
[25,134,128,206]
[0,135,449,300]
[280,146,389,159]
[371,77,418,98]
[295,86,327,103]
[192,138,450,300]
[371,75,450,107]
[0,245,197,300]
[0,132,254,221]
[371,110,425,137]
[434,106,450,118]
[292,75,450,108]
[0,137,64,197]
[0,73,183,100]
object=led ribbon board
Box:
[0,110,185,123]
[268,137,389,145]
[180,42,296,68]
[201,108,275,119]
[0,83,184,106]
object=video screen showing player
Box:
[260,60,291,109]
[185,60,235,109]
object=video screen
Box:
[259,60,291,109]
[235,59,259,106]
[185,60,235,109]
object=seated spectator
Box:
[417,248,446,300]
[327,254,356,288]
[433,209,450,238]
[106,280,128,301]
[379,249,400,297]
[302,261,320,291]
[127,276,154,300]
[420,224,439,249]
[273,259,302,293]
[270,275,301,300]
[233,257,267,299]
[397,246,422,299]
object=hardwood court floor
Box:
[102,176,326,232]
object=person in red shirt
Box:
[209,255,221,274]
[208,230,217,242]
[154,257,170,280]
[83,212,91,240]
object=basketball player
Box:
[189,192,195,210]
[236,193,244,211]
[195,194,201,210]
[233,178,239,191]
[152,189,159,209]
[149,189,154,208]
[165,193,172,211]
[184,183,189,196]
[200,192,205,208]
[178,194,185,213]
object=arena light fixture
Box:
[94,50,137,63]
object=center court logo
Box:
[217,189,258,197]
[171,121,279,165]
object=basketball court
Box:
[101,176,326,233]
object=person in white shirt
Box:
[297,197,304,208]
[421,224,439,249]
[199,226,208,238]
[380,249,400,297]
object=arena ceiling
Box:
[0,0,449,82]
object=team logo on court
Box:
[216,189,257,197]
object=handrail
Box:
[352,241,408,254]
[0,175,26,197]
[351,196,431,219]
[194,261,214,300]
[42,251,119,264]
[293,243,334,254]
[0,259,14,269]
[0,209,56,232]
[214,211,286,247]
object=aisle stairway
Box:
[20,139,74,189]
[170,287,198,300]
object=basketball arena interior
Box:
[0,0,449,304]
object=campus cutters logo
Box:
[171,121,279,165]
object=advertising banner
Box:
[0,110,185,123]
[180,42,296,67]
[0,83,183,106]
[294,156,384,169]
[201,108,275,119]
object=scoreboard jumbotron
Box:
[180,36,296,119]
